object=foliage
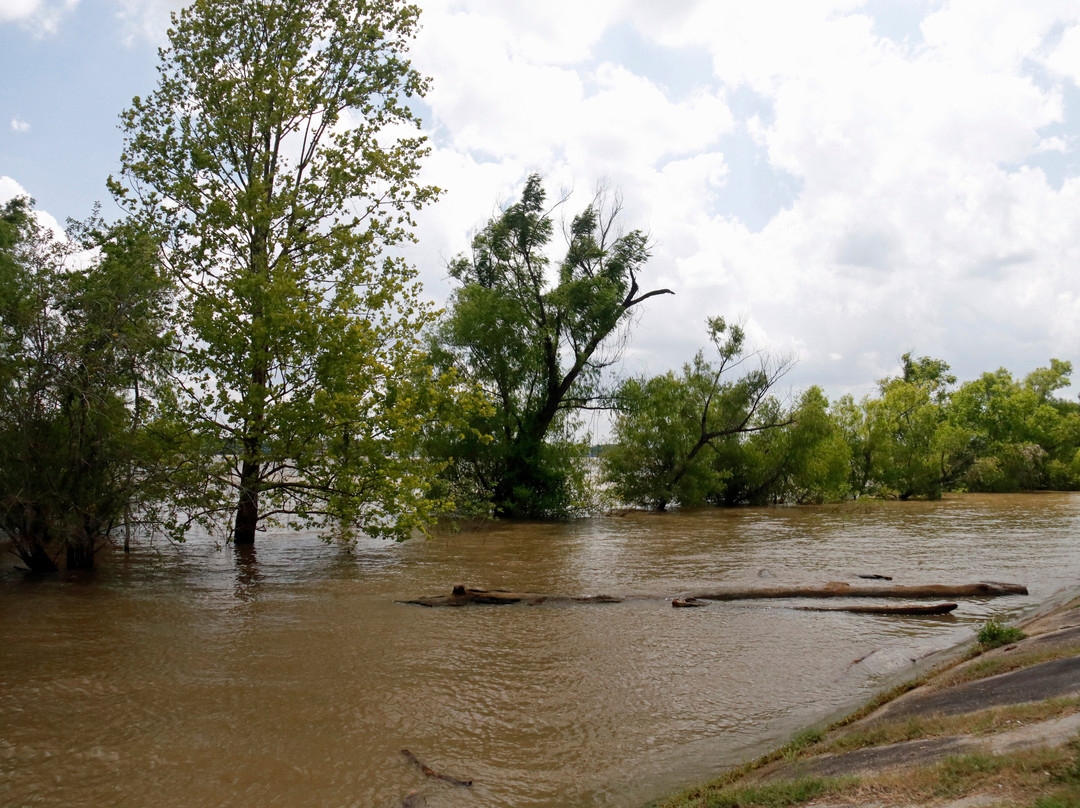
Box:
[833,354,968,500]
[976,618,1026,649]
[113,0,451,544]
[951,362,1080,493]
[0,199,175,571]
[431,174,672,517]
[716,386,851,505]
[602,366,730,510]
[602,317,794,510]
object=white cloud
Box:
[0,175,30,204]
[0,176,65,237]
[0,0,48,23]
[0,0,181,41]
[112,0,185,45]
[422,0,625,66]
[7,0,1080,398]
[1044,22,1080,86]
[577,0,1080,390]
[409,0,1080,393]
[0,0,80,34]
[10,117,30,132]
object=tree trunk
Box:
[234,206,270,545]
[65,540,96,571]
[402,581,1027,607]
[688,581,1027,600]
[493,430,547,517]
[402,585,623,607]
[14,510,59,573]
[234,456,260,545]
[795,602,958,615]
[16,539,58,573]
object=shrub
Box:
[976,618,1026,649]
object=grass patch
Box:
[933,752,1006,796]
[1034,748,1080,808]
[828,675,930,728]
[816,697,1080,756]
[655,743,1076,808]
[935,644,1080,689]
[656,776,855,808]
[781,728,825,760]
[838,742,1076,807]
[978,618,1028,649]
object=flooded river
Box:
[3,493,1080,807]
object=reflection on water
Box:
[2,493,1080,807]
[233,543,262,601]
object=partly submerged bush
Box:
[976,618,1026,649]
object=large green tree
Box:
[713,386,851,506]
[950,360,1080,492]
[833,354,965,500]
[432,175,673,517]
[602,317,794,511]
[0,200,175,571]
[113,0,446,544]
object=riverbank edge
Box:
[647,583,1080,808]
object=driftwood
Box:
[857,574,893,580]
[400,581,1026,608]
[401,585,623,608]
[795,602,959,616]
[672,597,708,608]
[686,581,1027,601]
[849,650,878,667]
[401,749,472,787]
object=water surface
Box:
[2,493,1078,807]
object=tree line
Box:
[2,0,1075,573]
[603,347,1080,510]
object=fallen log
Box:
[795,602,959,616]
[400,581,1026,608]
[687,581,1027,601]
[401,749,472,787]
[400,585,623,608]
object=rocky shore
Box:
[652,589,1080,808]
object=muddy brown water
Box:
[2,493,1079,808]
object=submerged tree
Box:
[950,360,1080,492]
[833,353,964,500]
[113,0,449,544]
[714,386,851,506]
[431,174,673,518]
[602,317,794,511]
[0,200,175,571]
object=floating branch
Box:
[400,585,623,608]
[672,597,709,608]
[401,749,473,788]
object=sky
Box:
[3,0,1080,409]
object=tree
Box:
[113,0,446,544]
[602,317,794,511]
[950,360,1080,492]
[836,354,964,500]
[715,386,851,505]
[431,174,673,517]
[0,200,174,571]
